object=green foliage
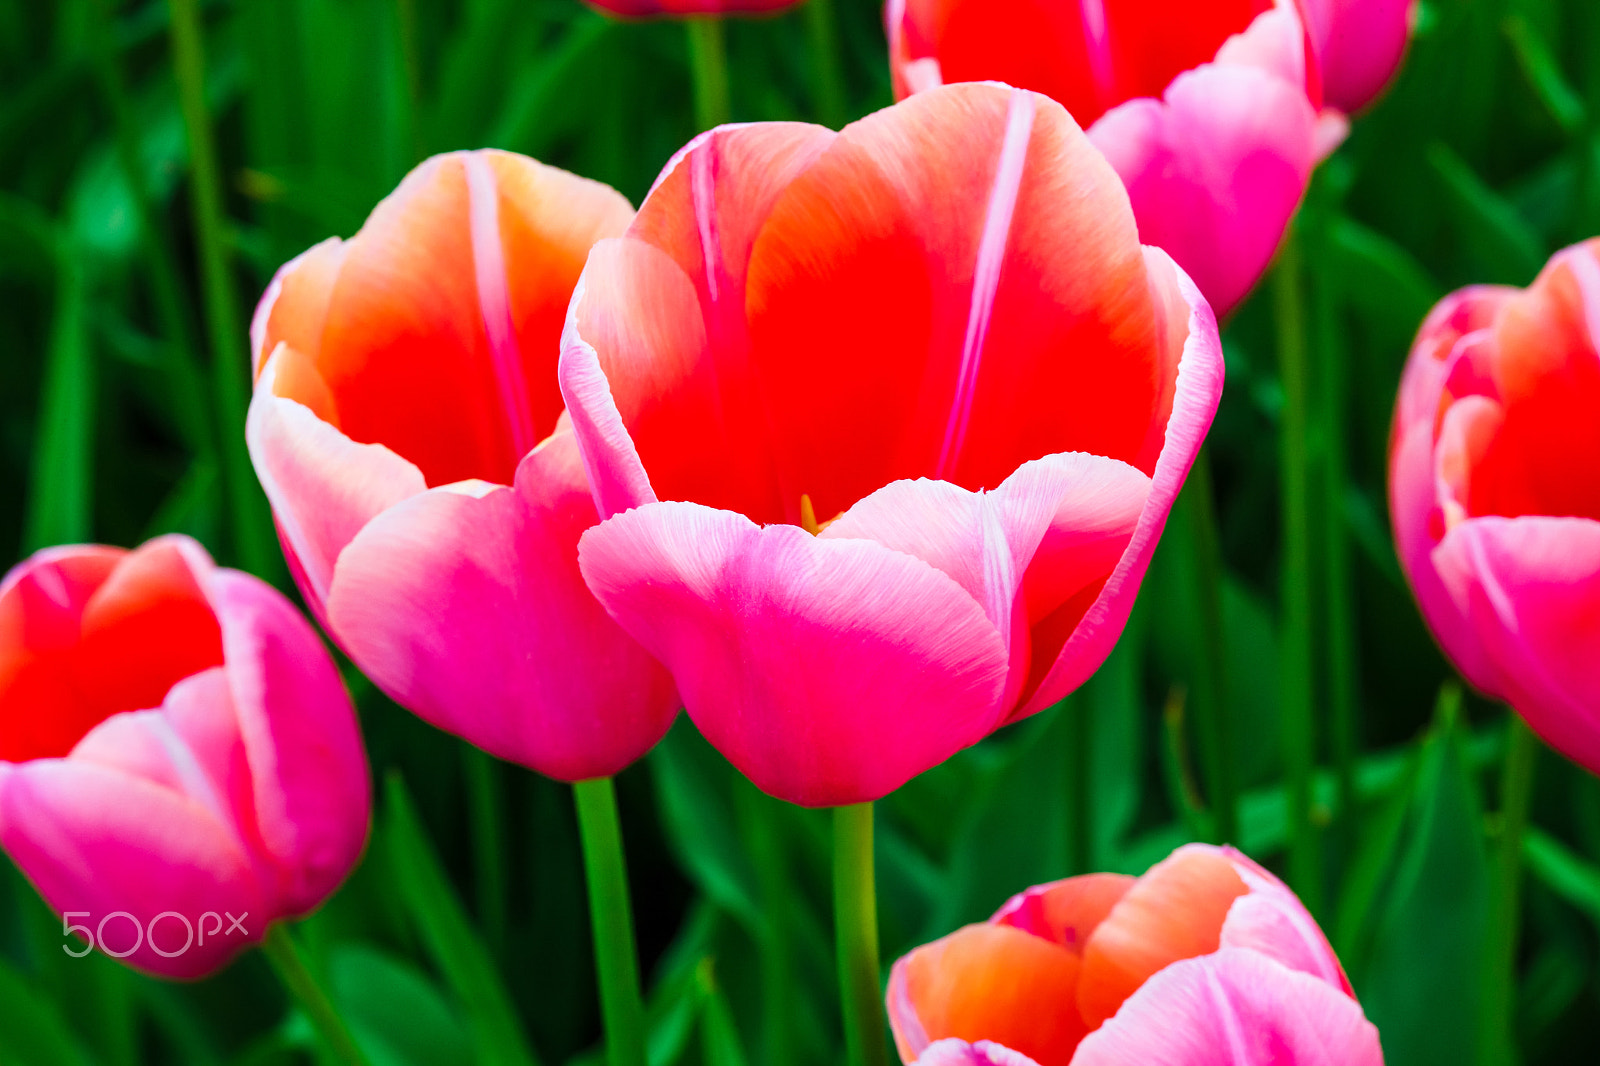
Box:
[3,0,1600,1063]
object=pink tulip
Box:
[248,149,678,782]
[560,82,1224,807]
[887,844,1380,1066]
[0,537,368,979]
[1300,0,1415,113]
[1390,239,1600,775]
[885,0,1328,316]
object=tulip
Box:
[887,844,1382,1066]
[1389,239,1600,776]
[885,0,1342,317]
[560,82,1224,808]
[247,149,679,782]
[0,536,368,979]
[1301,0,1415,113]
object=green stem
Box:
[686,17,731,131]
[834,802,888,1066]
[1308,223,1359,850]
[1274,232,1322,914]
[167,0,278,578]
[737,784,793,1066]
[574,777,647,1066]
[462,746,507,952]
[1062,694,1092,873]
[1481,715,1539,1066]
[394,0,426,163]
[803,0,845,127]
[1179,447,1237,844]
[259,923,371,1066]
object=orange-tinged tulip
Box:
[887,845,1373,1066]
[248,150,679,781]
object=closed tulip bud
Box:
[0,537,369,979]
[887,845,1382,1066]
[1389,239,1600,776]
[248,149,678,782]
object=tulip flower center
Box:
[1445,259,1600,524]
[929,0,1272,128]
[0,545,224,762]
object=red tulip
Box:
[887,845,1380,1066]
[885,0,1351,316]
[0,537,368,978]
[560,83,1223,806]
[248,150,678,781]
[1390,240,1600,775]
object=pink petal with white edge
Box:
[1015,251,1223,720]
[577,501,1010,806]
[1072,948,1383,1066]
[1432,515,1600,774]
[327,430,679,782]
[0,757,267,979]
[203,561,370,913]
[916,1039,1042,1066]
[1090,63,1316,318]
[1218,847,1352,996]
[822,454,1149,710]
[245,346,426,613]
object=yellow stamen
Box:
[799,493,821,536]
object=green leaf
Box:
[1351,701,1492,1066]
[384,772,540,1066]
[1427,142,1547,285]
[0,956,96,1066]
[1523,826,1600,929]
[1503,16,1586,136]
[649,719,762,932]
[24,249,94,553]
[328,944,474,1066]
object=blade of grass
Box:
[167,0,279,577]
[385,771,541,1066]
[24,242,93,553]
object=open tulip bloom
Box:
[0,536,369,980]
[1391,239,1600,776]
[561,81,1224,809]
[886,0,1413,317]
[248,149,678,783]
[888,844,1382,1065]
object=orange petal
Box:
[890,924,1089,1066]
[992,873,1136,955]
[1076,843,1248,1028]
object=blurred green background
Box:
[4,0,1600,1063]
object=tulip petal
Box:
[327,431,678,782]
[578,501,1009,806]
[246,347,428,614]
[1090,61,1316,317]
[0,758,266,979]
[746,84,1166,513]
[888,924,1088,1066]
[1071,948,1383,1066]
[1017,251,1223,718]
[1218,848,1352,995]
[204,561,371,914]
[1302,0,1413,113]
[1432,515,1600,773]
[1078,843,1249,1028]
[915,1040,1043,1066]
[991,872,1135,954]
